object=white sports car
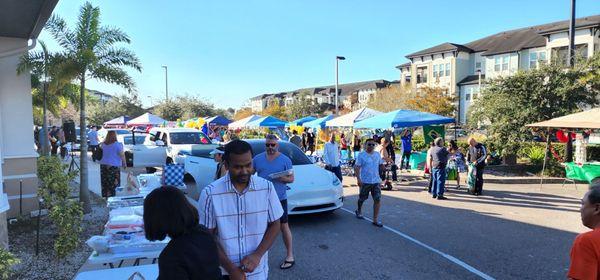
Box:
[181,140,344,215]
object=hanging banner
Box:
[423,125,445,145]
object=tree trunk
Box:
[79,77,91,213]
[41,81,49,156]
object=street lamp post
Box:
[335,56,345,115]
[565,0,576,163]
[162,65,169,101]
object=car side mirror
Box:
[155,140,165,146]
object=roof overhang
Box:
[538,24,600,36]
[0,0,59,39]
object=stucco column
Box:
[0,212,7,249]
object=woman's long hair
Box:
[104,131,118,145]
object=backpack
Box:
[93,145,103,161]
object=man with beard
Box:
[199,140,283,280]
[253,134,296,270]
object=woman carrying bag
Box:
[99,131,126,198]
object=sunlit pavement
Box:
[80,158,586,279]
[268,174,586,280]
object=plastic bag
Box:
[467,163,477,192]
[86,235,110,253]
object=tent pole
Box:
[540,128,551,190]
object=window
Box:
[475,61,482,71]
[465,88,471,101]
[494,57,501,72]
[501,55,509,71]
[529,51,547,69]
[169,132,211,145]
[417,66,428,84]
[250,141,312,165]
[551,44,588,66]
[445,63,450,76]
[433,65,438,78]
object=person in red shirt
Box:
[569,182,600,280]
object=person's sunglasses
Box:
[367,143,376,147]
[266,143,277,147]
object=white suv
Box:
[144,127,214,165]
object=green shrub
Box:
[524,145,546,165]
[37,156,83,258]
[0,248,19,280]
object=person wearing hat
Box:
[211,146,227,180]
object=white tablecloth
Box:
[75,264,158,280]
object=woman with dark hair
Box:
[144,187,221,280]
[99,130,126,198]
[447,140,467,189]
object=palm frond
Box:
[76,2,101,53]
[90,64,136,91]
[45,15,76,52]
[96,27,130,52]
[98,48,141,72]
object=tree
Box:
[287,91,321,119]
[45,2,142,212]
[406,86,455,117]
[234,107,254,120]
[469,59,599,157]
[87,93,145,125]
[153,95,221,121]
[17,41,78,155]
[367,84,415,113]
[262,100,288,120]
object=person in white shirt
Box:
[323,133,342,182]
[199,140,283,280]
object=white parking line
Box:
[340,207,495,280]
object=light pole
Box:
[162,65,169,101]
[147,95,153,107]
[565,0,576,163]
[335,56,345,115]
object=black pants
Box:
[51,142,58,155]
[400,151,411,170]
[475,165,485,194]
[90,145,99,161]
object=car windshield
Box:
[189,144,219,158]
[114,130,130,135]
[250,141,312,165]
[122,135,146,145]
[170,132,211,145]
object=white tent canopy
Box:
[228,115,261,129]
[325,107,382,127]
[526,108,600,129]
[126,113,167,126]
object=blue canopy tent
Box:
[302,115,335,129]
[205,115,232,126]
[354,110,454,129]
[245,116,287,128]
[286,116,317,127]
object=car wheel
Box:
[166,157,174,165]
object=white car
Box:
[98,128,131,143]
[116,133,156,167]
[183,139,344,215]
[144,127,214,165]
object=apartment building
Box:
[248,79,395,113]
[397,15,600,124]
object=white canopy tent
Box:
[526,108,600,129]
[325,107,382,127]
[228,115,261,130]
[126,113,167,126]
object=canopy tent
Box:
[126,113,167,126]
[205,115,232,126]
[526,108,600,129]
[286,116,317,127]
[245,116,287,128]
[526,108,600,189]
[103,116,131,126]
[354,109,455,129]
[228,115,261,130]
[325,108,382,127]
[303,115,335,129]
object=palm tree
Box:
[18,41,78,156]
[45,2,142,212]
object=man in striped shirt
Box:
[199,140,283,280]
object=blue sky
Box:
[38,0,600,109]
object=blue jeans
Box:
[432,167,446,197]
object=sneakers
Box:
[355,210,364,219]
[437,196,448,200]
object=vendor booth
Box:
[287,116,317,127]
[126,113,167,127]
[103,116,131,128]
[527,108,600,187]
[245,116,287,128]
[228,115,261,130]
[326,107,381,127]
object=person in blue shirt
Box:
[400,129,413,172]
[253,134,296,270]
[88,126,100,162]
[354,137,385,227]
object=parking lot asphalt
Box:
[268,175,587,280]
